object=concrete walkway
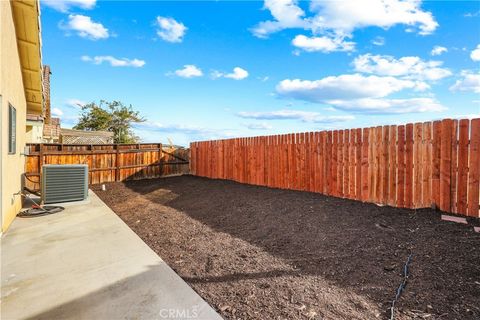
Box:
[1,190,221,320]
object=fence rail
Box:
[190,118,480,217]
[25,143,189,190]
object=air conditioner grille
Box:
[42,165,88,204]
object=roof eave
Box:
[11,0,44,115]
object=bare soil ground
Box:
[92,176,480,320]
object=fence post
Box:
[158,143,162,176]
[115,144,120,182]
[38,143,44,187]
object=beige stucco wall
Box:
[1,0,28,232]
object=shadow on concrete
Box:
[21,264,215,320]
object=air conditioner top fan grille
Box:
[42,165,88,204]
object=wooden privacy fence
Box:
[191,118,480,217]
[25,143,189,190]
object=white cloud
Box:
[251,0,308,38]
[169,65,203,78]
[225,67,249,80]
[371,36,385,46]
[252,0,438,39]
[238,110,354,123]
[212,67,249,80]
[56,114,80,128]
[210,70,223,79]
[450,71,480,93]
[243,123,273,130]
[42,0,96,12]
[276,74,424,102]
[51,108,64,116]
[62,14,109,40]
[65,99,86,109]
[431,46,447,56]
[81,55,146,67]
[464,10,480,18]
[156,17,187,43]
[308,0,438,36]
[275,53,450,115]
[352,54,452,81]
[326,98,446,114]
[137,122,213,135]
[292,34,355,53]
[135,122,237,142]
[470,44,480,61]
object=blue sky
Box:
[41,0,480,146]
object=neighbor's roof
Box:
[11,0,44,115]
[61,129,114,145]
[61,129,114,137]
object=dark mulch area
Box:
[92,175,480,320]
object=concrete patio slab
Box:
[1,190,221,320]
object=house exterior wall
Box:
[0,0,28,232]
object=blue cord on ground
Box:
[389,253,413,320]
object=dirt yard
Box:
[92,176,480,320]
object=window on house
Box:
[8,104,16,154]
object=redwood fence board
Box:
[350,129,357,199]
[368,127,375,203]
[405,124,414,208]
[191,118,480,217]
[388,125,397,206]
[457,119,469,214]
[432,121,441,208]
[397,125,406,208]
[422,121,434,208]
[361,128,369,202]
[440,119,453,212]
[451,120,459,213]
[343,130,350,199]
[414,123,423,208]
[338,130,344,197]
[375,126,382,203]
[468,119,480,217]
